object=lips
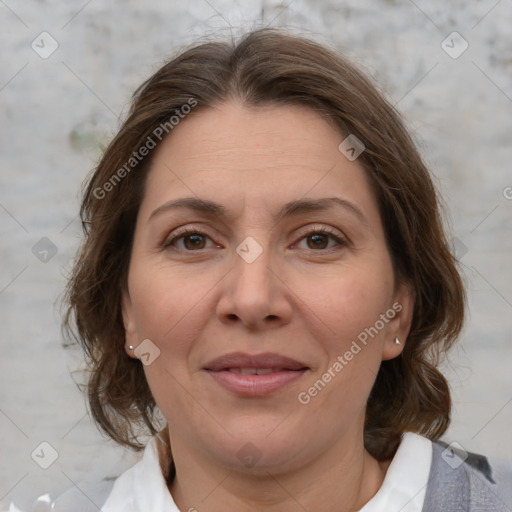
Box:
[203,352,309,396]
[204,352,307,372]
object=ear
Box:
[381,282,414,361]
[121,289,139,359]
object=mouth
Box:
[203,352,309,396]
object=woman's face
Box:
[122,101,413,472]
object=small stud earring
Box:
[128,345,134,350]
[394,337,401,345]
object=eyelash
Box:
[162,226,347,253]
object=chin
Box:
[200,423,309,474]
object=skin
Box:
[122,101,414,511]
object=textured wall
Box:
[1,0,511,509]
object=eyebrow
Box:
[149,196,369,227]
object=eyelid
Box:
[294,224,345,240]
[162,225,218,249]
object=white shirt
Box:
[359,432,432,512]
[99,431,432,511]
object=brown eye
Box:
[294,228,346,252]
[307,233,330,250]
[164,229,214,251]
[182,233,207,250]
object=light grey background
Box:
[1,0,511,509]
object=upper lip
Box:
[203,352,308,372]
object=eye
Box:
[163,226,347,253]
[163,228,217,251]
[293,227,347,251]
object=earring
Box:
[128,345,134,350]
[394,337,401,345]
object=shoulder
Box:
[38,435,168,512]
[32,479,116,512]
[423,439,512,511]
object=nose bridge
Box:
[232,234,273,298]
[216,232,290,328]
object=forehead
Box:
[139,101,379,227]
[155,101,343,169]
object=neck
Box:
[166,429,390,512]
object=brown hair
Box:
[64,27,465,461]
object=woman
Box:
[51,28,511,510]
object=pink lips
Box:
[203,352,309,397]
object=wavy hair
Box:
[64,27,466,461]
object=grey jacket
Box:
[41,440,512,511]
[423,441,512,511]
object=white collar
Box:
[102,433,178,511]
[359,432,433,512]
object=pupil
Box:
[310,234,327,249]
[187,234,204,249]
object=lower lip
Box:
[205,369,307,396]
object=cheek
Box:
[127,262,218,410]
[298,265,395,412]
[131,272,207,423]
[305,261,394,343]
[128,262,210,347]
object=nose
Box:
[216,239,293,331]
